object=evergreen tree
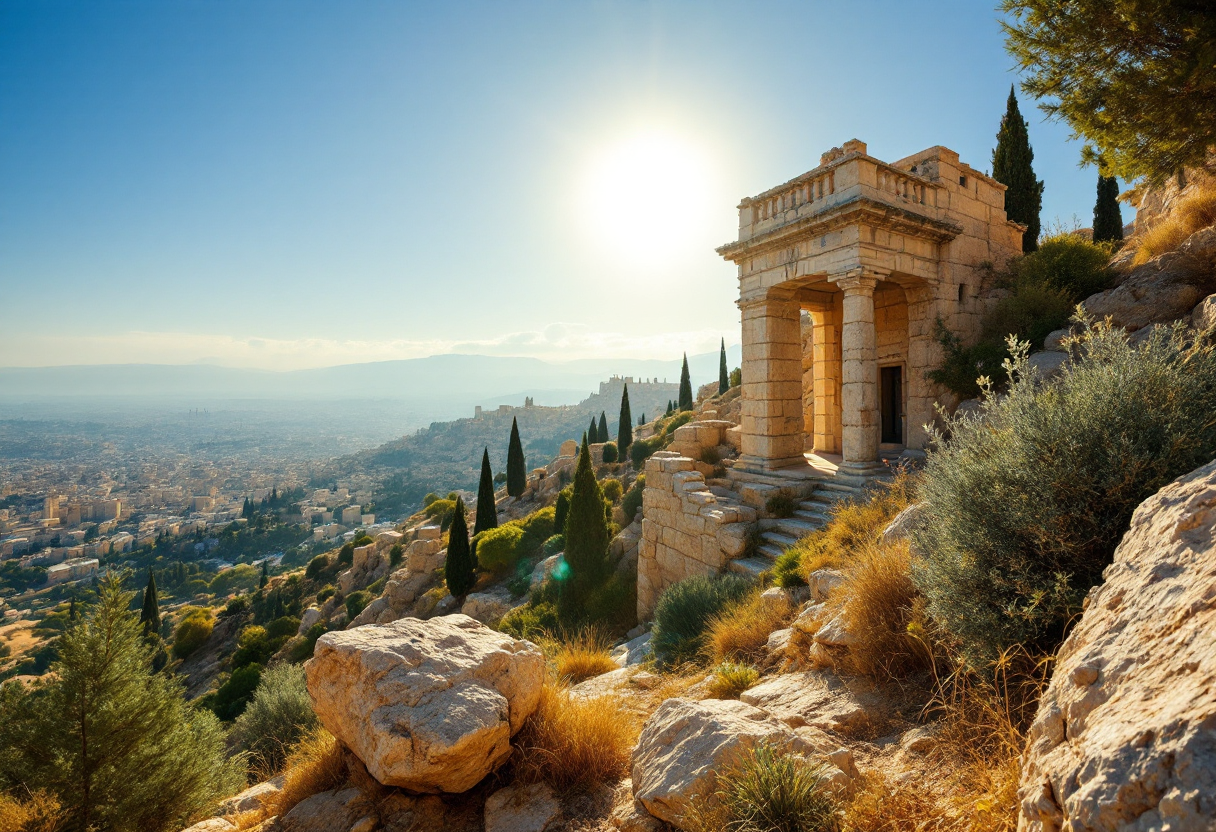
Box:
[598,411,609,443]
[560,439,610,617]
[474,447,499,535]
[718,337,730,394]
[617,382,633,459]
[0,573,243,832]
[1093,174,1124,243]
[69,596,77,621]
[678,354,694,411]
[588,417,599,444]
[638,413,645,425]
[444,496,476,597]
[666,401,674,417]
[270,486,278,505]
[140,568,160,635]
[506,417,526,497]
[259,560,269,589]
[553,490,570,536]
[992,86,1044,252]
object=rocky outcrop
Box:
[461,587,513,626]
[739,670,878,737]
[216,777,282,816]
[483,782,562,832]
[1018,460,1216,831]
[279,788,370,832]
[631,697,823,828]
[305,615,545,793]
[1081,226,1216,332]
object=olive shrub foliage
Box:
[914,319,1216,666]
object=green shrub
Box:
[315,585,335,604]
[765,493,797,519]
[542,534,565,556]
[700,446,721,466]
[928,320,1016,399]
[515,506,556,561]
[423,498,457,529]
[729,367,742,387]
[221,595,250,618]
[337,542,355,566]
[265,615,301,640]
[345,591,371,620]
[602,442,618,463]
[230,663,319,775]
[584,571,638,636]
[499,601,560,640]
[1011,234,1113,300]
[212,663,262,721]
[473,524,526,574]
[601,478,623,503]
[423,492,439,507]
[707,743,839,832]
[914,322,1216,667]
[652,574,753,668]
[630,436,663,469]
[981,280,1074,350]
[171,607,214,660]
[305,554,329,580]
[621,476,645,524]
[771,547,807,588]
[389,543,403,567]
[706,661,761,699]
[289,623,326,663]
[232,624,274,668]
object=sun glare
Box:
[582,132,714,264]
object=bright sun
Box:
[582,132,714,264]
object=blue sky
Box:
[0,1,1120,370]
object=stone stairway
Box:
[727,479,864,577]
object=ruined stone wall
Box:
[637,452,756,620]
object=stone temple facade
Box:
[717,139,1024,480]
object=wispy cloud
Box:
[0,326,735,371]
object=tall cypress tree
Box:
[666,400,674,417]
[259,561,268,589]
[1093,174,1124,244]
[553,490,570,536]
[474,447,498,535]
[560,439,610,617]
[598,411,609,442]
[617,382,633,459]
[444,496,476,597]
[993,86,1044,252]
[587,417,598,444]
[506,417,526,497]
[678,354,693,411]
[718,338,730,394]
[140,569,160,635]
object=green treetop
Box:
[474,447,499,535]
[444,496,476,597]
[1093,174,1124,244]
[560,438,610,617]
[140,568,160,635]
[617,382,633,458]
[992,86,1044,252]
[598,411,609,443]
[506,417,526,497]
[678,354,693,411]
[718,338,730,394]
[587,417,599,444]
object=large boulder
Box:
[483,782,562,832]
[461,587,513,626]
[305,614,545,793]
[279,788,369,832]
[1080,226,1216,331]
[1018,460,1216,831]
[631,697,821,828]
[739,670,879,737]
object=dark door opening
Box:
[880,366,903,444]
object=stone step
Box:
[728,557,771,577]
[761,530,799,549]
[773,518,820,536]
[756,542,786,560]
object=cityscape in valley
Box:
[2,3,1215,832]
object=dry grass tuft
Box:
[264,726,347,821]
[704,661,760,700]
[0,790,63,832]
[1135,185,1216,264]
[547,629,620,685]
[513,683,641,794]
[839,539,932,682]
[704,591,793,666]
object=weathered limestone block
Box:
[406,538,444,573]
[1193,292,1216,331]
[179,819,235,832]
[306,615,545,793]
[739,670,880,737]
[217,776,283,816]
[1018,460,1216,831]
[484,782,562,832]
[297,606,322,635]
[632,698,822,828]
[280,788,367,832]
[461,587,513,626]
[880,502,927,545]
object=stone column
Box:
[903,283,936,452]
[808,302,841,454]
[834,272,882,470]
[738,294,807,471]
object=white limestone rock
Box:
[813,613,856,647]
[297,606,322,635]
[611,632,653,667]
[1018,460,1216,831]
[305,614,544,793]
[484,782,562,832]
[179,820,235,832]
[631,697,821,828]
[1192,292,1216,331]
[279,788,366,832]
[807,569,845,602]
[216,776,283,816]
[461,586,513,626]
[739,670,879,737]
[880,502,927,545]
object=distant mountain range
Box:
[0,348,743,411]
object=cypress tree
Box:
[553,490,570,536]
[444,496,476,597]
[474,447,498,535]
[259,561,268,589]
[560,439,610,617]
[506,417,526,497]
[617,383,633,459]
[992,86,1044,252]
[69,596,78,621]
[718,338,730,394]
[666,401,674,417]
[140,569,160,635]
[678,354,693,411]
[588,417,599,444]
[598,411,609,443]
[1092,174,1124,243]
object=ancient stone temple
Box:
[717,140,1023,483]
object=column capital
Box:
[830,267,889,294]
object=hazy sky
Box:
[0,1,1120,370]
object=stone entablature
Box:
[637,452,756,619]
[717,139,1024,474]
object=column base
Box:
[834,460,891,489]
[735,455,815,475]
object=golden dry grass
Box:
[513,683,641,793]
[839,539,932,682]
[704,591,793,666]
[704,661,760,700]
[262,727,347,822]
[1134,185,1216,264]
[0,790,63,832]
[547,630,620,685]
